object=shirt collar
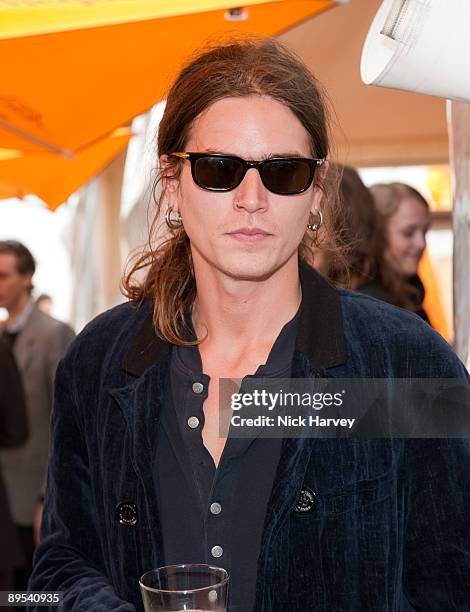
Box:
[5,300,34,334]
[122,261,347,377]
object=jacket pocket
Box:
[286,470,401,611]
[293,469,395,518]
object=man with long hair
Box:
[30,39,469,611]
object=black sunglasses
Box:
[171,152,324,196]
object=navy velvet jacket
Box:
[29,264,470,611]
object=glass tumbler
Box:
[139,564,229,611]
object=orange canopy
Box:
[0,0,333,156]
[0,128,131,210]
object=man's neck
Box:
[191,256,301,359]
[7,294,33,327]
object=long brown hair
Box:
[321,165,378,289]
[370,182,430,310]
[122,37,344,344]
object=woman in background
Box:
[314,172,432,324]
[313,165,378,290]
[366,182,431,323]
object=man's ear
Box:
[317,159,329,186]
[159,154,179,200]
[311,160,329,211]
[21,273,33,294]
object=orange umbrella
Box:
[0,0,334,156]
[0,128,131,210]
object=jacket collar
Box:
[122,261,347,377]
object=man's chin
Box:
[217,258,289,283]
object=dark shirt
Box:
[0,337,28,449]
[1,330,19,349]
[0,337,28,571]
[155,308,300,612]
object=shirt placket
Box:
[180,371,214,517]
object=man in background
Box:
[35,294,53,316]
[0,240,75,592]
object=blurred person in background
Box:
[0,337,28,595]
[314,174,433,326]
[35,294,53,316]
[312,165,378,290]
[366,183,431,323]
[0,240,75,594]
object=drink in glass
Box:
[139,563,229,611]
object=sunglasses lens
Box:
[194,156,245,190]
[262,159,314,195]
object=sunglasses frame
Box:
[170,152,325,195]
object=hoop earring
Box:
[165,207,183,230]
[307,209,323,232]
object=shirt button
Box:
[192,381,204,394]
[210,502,222,515]
[211,545,223,558]
[187,416,200,429]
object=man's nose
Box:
[232,168,269,213]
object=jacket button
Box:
[210,502,222,515]
[294,487,317,513]
[116,502,138,526]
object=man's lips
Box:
[226,228,273,242]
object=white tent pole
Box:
[448,101,470,364]
[94,149,127,315]
[68,149,127,332]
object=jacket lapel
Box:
[255,438,314,609]
[109,358,170,501]
[255,347,340,608]
[12,306,42,372]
